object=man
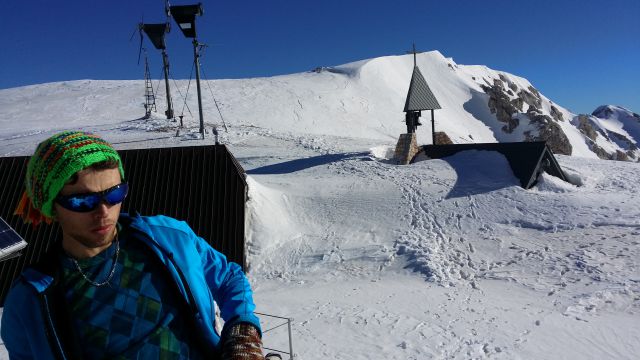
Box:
[1,131,264,359]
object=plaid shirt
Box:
[60,230,204,359]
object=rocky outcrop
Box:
[528,86,541,99]
[575,112,639,160]
[575,115,599,140]
[480,76,574,155]
[615,150,629,161]
[575,115,638,160]
[593,105,640,124]
[590,146,637,161]
[518,88,542,111]
[626,150,637,160]
[592,106,640,140]
[590,143,611,160]
[511,97,524,112]
[524,108,572,155]
[586,106,640,161]
[477,77,636,161]
[550,105,564,122]
[481,83,520,133]
[498,74,519,93]
[592,106,615,118]
[610,131,637,151]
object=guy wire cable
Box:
[179,58,196,118]
[198,46,228,132]
[172,78,193,118]
[155,66,163,97]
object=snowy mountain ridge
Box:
[1,51,639,360]
[1,50,637,161]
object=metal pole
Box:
[193,39,205,139]
[431,109,436,145]
[162,50,174,120]
[413,43,417,67]
[287,318,294,359]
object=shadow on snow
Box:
[247,152,371,175]
[440,150,519,199]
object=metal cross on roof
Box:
[406,43,419,67]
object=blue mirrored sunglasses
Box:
[55,183,129,212]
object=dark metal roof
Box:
[404,66,442,112]
[413,141,568,189]
[0,145,247,306]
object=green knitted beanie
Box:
[19,131,125,221]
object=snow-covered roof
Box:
[415,142,567,189]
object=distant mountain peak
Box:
[592,105,640,120]
[1,51,638,162]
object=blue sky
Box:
[0,0,638,115]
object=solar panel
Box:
[0,217,27,262]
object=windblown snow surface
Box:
[1,52,639,359]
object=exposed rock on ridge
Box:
[524,108,572,155]
[481,80,520,133]
[575,115,600,141]
[572,108,639,161]
[479,75,572,155]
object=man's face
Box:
[54,167,123,259]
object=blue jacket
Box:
[1,214,261,359]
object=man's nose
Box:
[93,201,110,216]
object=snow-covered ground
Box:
[1,53,639,359]
[238,131,640,359]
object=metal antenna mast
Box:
[162,1,174,120]
[170,3,205,139]
[194,39,204,138]
[137,15,175,120]
[161,43,175,119]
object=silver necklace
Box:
[72,234,120,287]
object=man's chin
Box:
[84,232,115,248]
[67,231,116,258]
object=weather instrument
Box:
[135,20,175,120]
[169,3,206,138]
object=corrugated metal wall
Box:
[0,145,247,306]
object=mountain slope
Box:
[1,51,637,161]
[571,105,640,160]
[1,52,640,360]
